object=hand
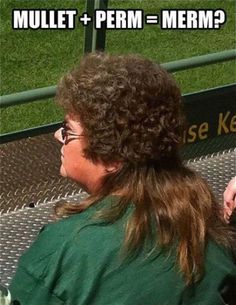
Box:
[223,176,236,223]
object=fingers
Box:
[223,176,236,207]
[223,176,236,223]
[223,199,234,223]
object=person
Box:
[9,53,236,305]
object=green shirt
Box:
[10,196,236,305]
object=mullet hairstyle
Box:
[55,53,234,285]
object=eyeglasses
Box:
[61,121,84,143]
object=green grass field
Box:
[0,0,235,134]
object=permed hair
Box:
[56,52,184,165]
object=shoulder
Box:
[18,196,126,268]
[10,196,129,302]
[18,211,88,266]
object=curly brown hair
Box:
[55,53,233,285]
[56,52,184,164]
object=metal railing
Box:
[1,49,235,108]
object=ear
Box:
[105,162,122,174]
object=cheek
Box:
[63,152,79,176]
[62,146,87,180]
[60,143,106,193]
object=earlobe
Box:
[105,162,122,173]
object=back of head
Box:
[56,52,184,165]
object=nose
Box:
[54,128,63,144]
